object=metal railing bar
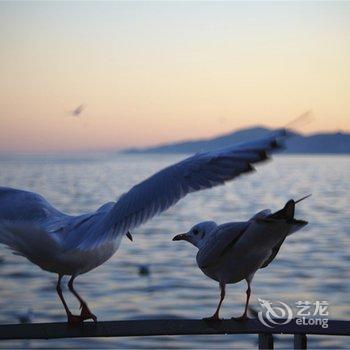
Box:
[0,319,348,341]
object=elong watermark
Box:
[257,298,329,329]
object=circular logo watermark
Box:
[257,298,293,328]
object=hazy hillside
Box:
[123,127,350,154]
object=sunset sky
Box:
[0,1,349,153]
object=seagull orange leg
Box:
[56,274,82,325]
[232,279,251,321]
[203,282,226,321]
[68,276,97,322]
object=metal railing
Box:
[0,319,348,349]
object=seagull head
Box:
[172,221,217,248]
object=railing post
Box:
[258,333,274,349]
[294,333,307,349]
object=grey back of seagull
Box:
[196,221,249,269]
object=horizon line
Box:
[0,126,349,156]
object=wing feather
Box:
[0,187,65,222]
[196,222,249,269]
[64,131,285,250]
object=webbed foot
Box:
[67,313,83,326]
[80,303,97,322]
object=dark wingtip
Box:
[270,139,285,151]
[259,150,268,161]
[295,194,312,204]
[269,199,295,220]
[247,163,256,173]
[290,219,308,226]
[126,231,133,242]
[270,140,278,148]
[284,200,295,220]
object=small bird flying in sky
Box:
[173,195,310,320]
[69,104,85,117]
[0,131,285,324]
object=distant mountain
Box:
[123,127,350,154]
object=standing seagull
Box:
[173,195,310,320]
[0,131,285,324]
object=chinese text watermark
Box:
[257,298,329,328]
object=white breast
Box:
[35,236,122,276]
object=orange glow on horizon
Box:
[0,2,349,153]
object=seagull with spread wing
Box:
[172,195,310,320]
[0,131,285,324]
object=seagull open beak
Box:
[172,233,189,241]
[126,231,133,242]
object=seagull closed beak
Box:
[172,233,189,241]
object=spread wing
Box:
[63,131,286,250]
[0,187,71,257]
[196,222,249,269]
[0,188,121,257]
[0,187,66,222]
